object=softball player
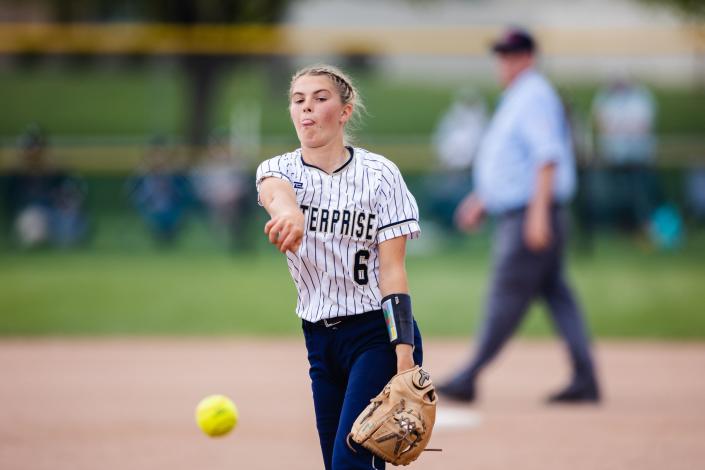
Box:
[256,65,424,470]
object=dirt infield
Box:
[0,339,703,470]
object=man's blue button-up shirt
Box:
[474,68,576,214]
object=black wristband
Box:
[381,293,414,347]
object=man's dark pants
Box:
[455,206,597,390]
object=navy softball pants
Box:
[303,310,423,470]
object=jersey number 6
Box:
[353,250,369,285]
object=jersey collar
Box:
[300,146,355,175]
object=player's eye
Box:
[316,97,327,102]
[293,98,304,104]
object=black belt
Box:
[500,202,564,218]
[302,309,382,331]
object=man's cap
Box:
[491,27,536,54]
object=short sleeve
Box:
[520,91,566,165]
[376,163,421,243]
[255,157,292,206]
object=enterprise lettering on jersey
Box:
[300,204,376,241]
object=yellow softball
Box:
[195,394,238,437]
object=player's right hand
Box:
[264,210,305,253]
[454,193,485,232]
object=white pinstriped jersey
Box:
[256,147,420,322]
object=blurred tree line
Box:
[636,0,705,18]
[6,0,291,151]
[635,0,705,86]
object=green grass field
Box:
[2,65,703,174]
[2,65,704,140]
[1,65,704,339]
[2,233,704,339]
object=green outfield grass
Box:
[2,65,704,141]
[1,234,704,339]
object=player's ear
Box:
[339,103,353,124]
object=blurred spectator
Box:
[592,77,657,166]
[426,88,487,231]
[432,87,487,172]
[588,77,661,233]
[5,125,88,248]
[648,204,683,250]
[685,167,705,224]
[126,138,191,246]
[560,92,593,167]
[190,133,252,250]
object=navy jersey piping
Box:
[377,218,417,231]
[300,146,354,174]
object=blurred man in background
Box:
[438,27,600,404]
[5,125,88,248]
[191,132,252,251]
[592,76,656,167]
[685,167,705,224]
[433,87,487,172]
[427,87,487,231]
[589,77,661,235]
[127,137,191,246]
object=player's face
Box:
[496,52,534,88]
[290,75,352,149]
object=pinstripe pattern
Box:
[256,147,420,322]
